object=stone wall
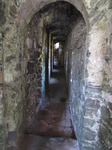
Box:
[99,3,112,149]
[64,16,87,149]
[85,1,112,150]
[64,1,112,149]
[22,13,44,128]
[84,28,105,150]
[0,0,112,150]
[0,1,5,149]
[2,0,22,149]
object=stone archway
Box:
[1,0,112,150]
[19,0,88,138]
[17,0,89,30]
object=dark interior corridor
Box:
[9,0,90,149]
[18,60,78,150]
[1,0,112,150]
[17,2,86,149]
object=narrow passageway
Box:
[1,0,111,149]
[49,59,67,102]
[16,3,86,149]
[18,60,79,150]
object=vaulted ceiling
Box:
[39,1,81,43]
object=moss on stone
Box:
[98,17,106,29]
[22,23,28,38]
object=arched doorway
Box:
[2,0,110,150]
[18,1,87,149]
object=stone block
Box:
[0,124,5,149]
[83,127,96,141]
[101,106,110,121]
[84,118,95,128]
[0,1,6,26]
[0,14,6,26]
[108,102,112,110]
[97,0,107,8]
[27,62,34,74]
[99,124,109,142]
[91,10,105,26]
[0,71,2,84]
[80,140,96,150]
[5,55,16,62]
[84,108,98,118]
[8,131,17,142]
[108,133,112,143]
[109,0,112,9]
[10,5,17,18]
[15,63,21,71]
[85,98,100,110]
[81,146,96,150]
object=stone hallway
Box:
[1,1,112,150]
[18,63,78,150]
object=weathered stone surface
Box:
[99,125,110,141]
[27,62,34,74]
[0,124,5,150]
[108,102,112,110]
[84,108,98,118]
[101,106,110,121]
[0,71,2,84]
[0,1,6,26]
[64,14,88,149]
[109,0,112,9]
[5,55,16,62]
[83,128,96,141]
[8,131,17,142]
[0,14,6,26]
[83,118,96,128]
[85,98,100,110]
[0,0,112,149]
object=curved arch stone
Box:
[17,0,90,29]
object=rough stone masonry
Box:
[0,0,112,150]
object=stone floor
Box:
[18,135,79,150]
[18,62,79,150]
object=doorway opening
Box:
[18,1,87,149]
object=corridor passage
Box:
[18,62,79,150]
